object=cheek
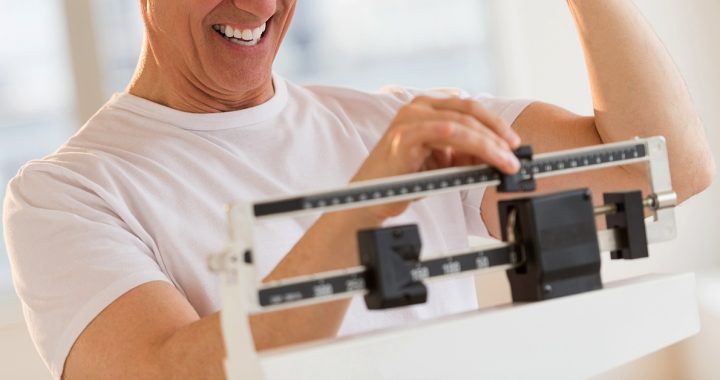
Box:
[151,3,214,52]
[273,2,297,46]
[148,1,214,34]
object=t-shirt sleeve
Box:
[2,165,171,379]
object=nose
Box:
[231,0,276,19]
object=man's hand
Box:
[351,96,522,220]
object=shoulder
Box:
[289,80,473,109]
[286,80,533,128]
[3,158,116,228]
[285,81,409,119]
[3,100,152,216]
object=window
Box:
[0,0,76,295]
[92,0,144,97]
[275,0,493,92]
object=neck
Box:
[127,44,275,113]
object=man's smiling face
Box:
[139,0,296,108]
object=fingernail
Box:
[508,132,521,147]
[501,150,520,171]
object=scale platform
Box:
[259,273,699,380]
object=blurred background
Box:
[0,0,718,378]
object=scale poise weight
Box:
[209,136,699,380]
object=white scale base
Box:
[254,273,699,380]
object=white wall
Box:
[486,0,720,378]
[0,295,52,380]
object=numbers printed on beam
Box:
[411,266,430,281]
[476,255,490,269]
[442,261,461,274]
[313,283,334,297]
[346,277,366,291]
[258,245,517,307]
[284,292,303,302]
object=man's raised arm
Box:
[481,0,715,237]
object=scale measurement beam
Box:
[407,245,516,282]
[256,244,515,312]
[252,141,648,219]
[257,268,368,309]
[254,224,648,313]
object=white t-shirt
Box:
[3,75,531,379]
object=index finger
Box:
[412,96,521,149]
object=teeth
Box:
[214,22,267,43]
[231,39,259,47]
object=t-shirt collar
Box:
[109,73,289,131]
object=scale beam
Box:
[256,244,515,312]
[253,140,649,219]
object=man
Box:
[2,0,714,379]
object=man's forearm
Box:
[251,209,383,349]
[155,210,383,379]
[567,0,715,199]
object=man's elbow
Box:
[679,150,716,203]
[697,153,717,193]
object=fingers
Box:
[393,103,514,154]
[428,121,519,173]
[429,147,454,169]
[387,97,522,173]
[411,96,521,149]
[387,120,520,174]
[352,96,522,222]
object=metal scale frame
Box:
[209,136,677,380]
